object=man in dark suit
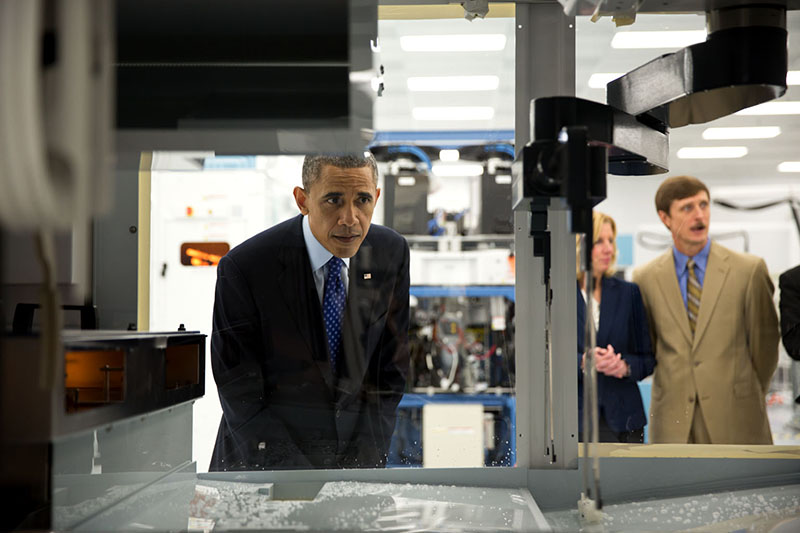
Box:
[780,265,800,361]
[779,265,800,411]
[209,153,410,471]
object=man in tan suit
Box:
[633,176,779,444]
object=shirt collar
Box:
[302,215,350,272]
[672,238,711,275]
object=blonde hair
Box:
[575,211,617,283]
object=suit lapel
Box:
[277,217,335,393]
[597,277,619,348]
[337,239,381,399]
[654,251,693,344]
[692,242,729,350]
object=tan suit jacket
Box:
[633,241,779,444]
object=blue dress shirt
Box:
[672,239,711,310]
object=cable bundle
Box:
[0,0,112,230]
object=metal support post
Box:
[514,1,578,469]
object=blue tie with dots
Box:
[323,257,346,372]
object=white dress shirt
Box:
[302,215,350,304]
[580,288,600,332]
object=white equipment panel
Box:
[423,403,485,468]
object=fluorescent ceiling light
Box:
[677,146,748,159]
[788,71,800,85]
[407,75,499,92]
[439,149,460,162]
[736,101,800,115]
[397,176,417,186]
[611,30,705,49]
[588,73,623,89]
[702,126,781,140]
[400,34,507,52]
[412,106,495,121]
[351,71,383,92]
[778,161,800,173]
[432,163,484,177]
[495,174,512,185]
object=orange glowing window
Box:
[64,349,125,412]
[180,242,230,267]
[165,344,200,390]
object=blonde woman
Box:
[577,211,655,443]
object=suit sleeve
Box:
[367,238,411,456]
[779,268,800,360]
[632,268,659,357]
[745,258,780,394]
[211,255,312,469]
[621,283,656,382]
[380,239,411,398]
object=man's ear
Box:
[657,209,671,230]
[374,187,381,203]
[293,186,309,215]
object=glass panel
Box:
[165,344,200,390]
[576,12,800,446]
[145,10,520,471]
[391,290,516,467]
[373,11,517,468]
[64,349,125,412]
[180,242,230,267]
[150,155,518,468]
[149,155,304,472]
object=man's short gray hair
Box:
[301,153,378,190]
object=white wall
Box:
[598,175,800,278]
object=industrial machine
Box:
[370,136,519,468]
[1,0,375,529]
[406,292,514,392]
[387,290,516,467]
[511,0,795,516]
[1,330,205,530]
[373,141,516,237]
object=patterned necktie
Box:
[686,258,702,335]
[322,257,346,372]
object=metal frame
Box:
[115,0,377,155]
[93,152,140,330]
[514,2,578,470]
